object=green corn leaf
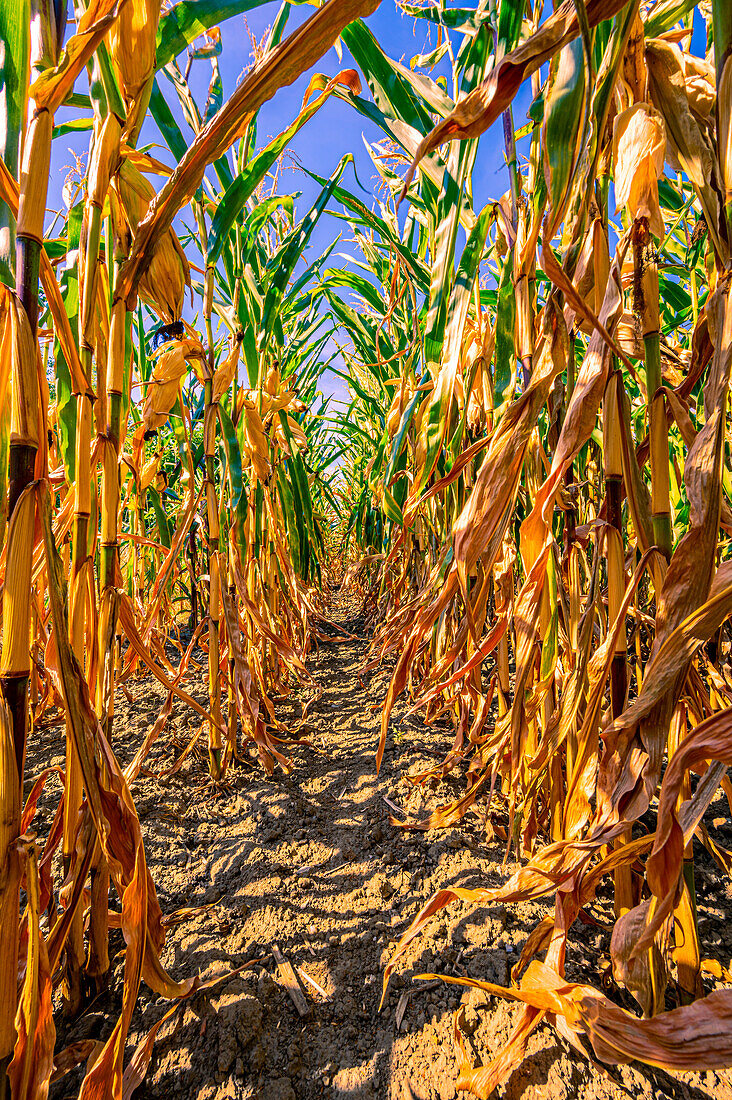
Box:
[341,18,436,133]
[494,251,517,413]
[218,403,247,544]
[303,170,429,286]
[52,118,94,139]
[645,0,698,37]
[207,81,352,267]
[148,486,173,548]
[496,0,526,60]
[203,57,224,125]
[321,267,390,315]
[382,382,424,492]
[259,155,352,350]
[401,4,492,33]
[382,484,404,526]
[542,37,587,233]
[149,76,189,162]
[277,465,302,577]
[156,0,272,69]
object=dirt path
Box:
[44,598,732,1100]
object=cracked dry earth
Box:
[37,596,732,1100]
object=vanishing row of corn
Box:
[0,0,381,1094]
[2,0,732,1097]
[337,0,732,1093]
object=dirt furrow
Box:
[40,599,731,1100]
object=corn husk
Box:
[1,285,41,452]
[115,161,190,322]
[680,49,716,119]
[241,400,271,482]
[386,378,415,437]
[88,115,123,209]
[107,0,163,107]
[273,414,308,455]
[0,484,36,676]
[613,102,666,238]
[143,338,205,432]
[138,454,160,493]
[211,340,240,405]
[265,364,280,395]
[237,387,302,421]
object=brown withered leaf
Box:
[436,963,732,1074]
[38,482,196,1098]
[78,848,148,1100]
[637,703,732,956]
[50,1042,97,1083]
[610,898,667,1017]
[397,0,629,203]
[0,159,92,397]
[646,38,726,261]
[452,297,569,591]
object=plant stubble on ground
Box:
[32,595,732,1100]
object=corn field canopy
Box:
[5,0,732,1096]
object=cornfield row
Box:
[1,0,732,1096]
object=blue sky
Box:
[49,1,526,409]
[47,1,711,415]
